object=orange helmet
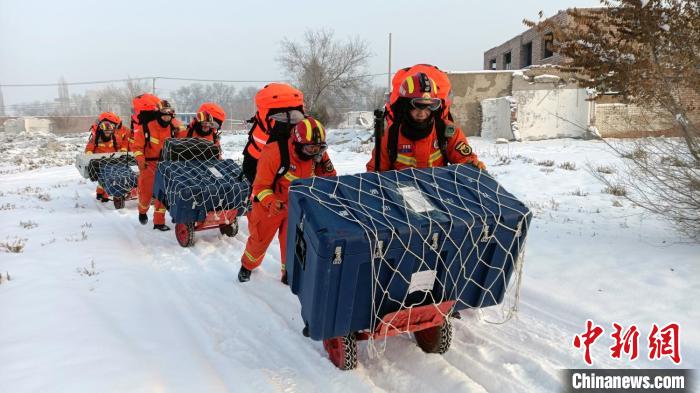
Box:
[255,83,304,122]
[292,117,327,160]
[197,102,226,127]
[391,64,451,103]
[398,72,441,111]
[132,93,161,115]
[98,112,120,125]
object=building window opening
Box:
[503,52,512,70]
[543,32,554,58]
[522,42,533,67]
[489,58,497,70]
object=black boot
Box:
[280,271,288,286]
[153,224,171,231]
[238,266,252,282]
[96,193,102,201]
[99,195,110,203]
[138,214,148,225]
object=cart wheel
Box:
[175,223,195,247]
[219,219,238,237]
[323,333,357,370]
[414,317,452,354]
[113,197,125,210]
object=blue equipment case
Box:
[153,159,250,224]
[98,161,138,198]
[286,164,532,341]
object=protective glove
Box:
[261,197,285,217]
[469,159,487,171]
[136,157,147,171]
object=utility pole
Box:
[387,33,392,92]
[152,77,156,95]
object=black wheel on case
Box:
[175,223,195,247]
[323,333,358,370]
[113,196,125,210]
[414,318,453,354]
[219,219,238,237]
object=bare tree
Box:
[277,28,372,125]
[56,76,71,116]
[528,0,700,239]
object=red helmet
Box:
[292,117,326,145]
[156,100,175,115]
[292,117,327,159]
[398,72,441,111]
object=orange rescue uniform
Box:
[131,118,184,225]
[85,125,129,198]
[242,139,337,273]
[366,120,481,172]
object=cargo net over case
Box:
[153,139,250,224]
[287,164,532,355]
[160,137,220,162]
[87,154,138,198]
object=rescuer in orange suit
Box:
[85,112,129,202]
[367,72,485,172]
[178,102,225,153]
[238,117,337,284]
[131,99,185,231]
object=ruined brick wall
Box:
[447,71,513,136]
[483,11,571,70]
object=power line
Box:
[0,73,390,88]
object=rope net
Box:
[154,138,250,224]
[289,164,532,355]
[86,154,138,198]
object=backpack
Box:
[241,83,304,183]
[384,64,455,168]
[131,93,177,148]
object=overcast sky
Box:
[0,0,599,107]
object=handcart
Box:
[286,164,532,369]
[153,138,251,247]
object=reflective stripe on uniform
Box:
[396,154,417,167]
[133,151,143,157]
[257,188,273,201]
[428,150,443,166]
[244,249,263,263]
[150,137,159,145]
[284,172,299,182]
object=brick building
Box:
[483,11,570,70]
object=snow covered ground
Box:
[0,130,697,393]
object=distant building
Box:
[483,11,571,71]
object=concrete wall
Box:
[481,97,515,140]
[447,71,513,136]
[511,70,592,140]
[2,117,54,133]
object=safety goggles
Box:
[301,143,328,156]
[98,121,117,131]
[159,107,175,116]
[410,98,441,111]
[268,110,305,124]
